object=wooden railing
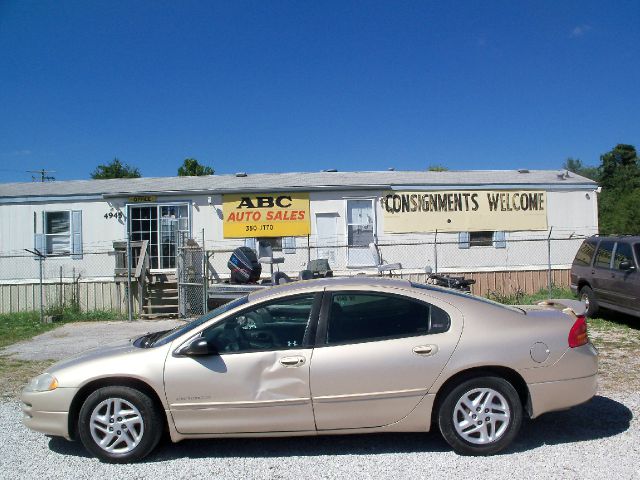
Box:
[134,240,150,314]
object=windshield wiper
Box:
[136,330,170,348]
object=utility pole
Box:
[27,169,56,182]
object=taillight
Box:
[568,315,588,348]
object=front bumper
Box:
[21,387,78,439]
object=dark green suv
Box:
[570,236,640,317]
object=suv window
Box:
[614,242,636,270]
[574,240,597,267]
[594,241,615,269]
[201,295,315,353]
[326,293,450,345]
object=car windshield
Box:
[150,296,249,347]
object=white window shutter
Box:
[458,232,470,249]
[71,210,83,259]
[282,237,296,254]
[34,234,46,258]
[493,231,506,249]
[244,238,257,251]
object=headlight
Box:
[25,373,58,392]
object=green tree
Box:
[427,164,448,172]
[91,158,141,179]
[563,157,599,180]
[597,144,640,234]
[178,158,214,176]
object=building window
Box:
[44,211,71,255]
[470,231,494,247]
[459,231,506,249]
[259,237,282,251]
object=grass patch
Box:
[0,356,54,399]
[0,309,124,350]
[486,286,574,305]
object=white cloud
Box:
[570,24,592,37]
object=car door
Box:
[164,293,321,434]
[610,241,639,311]
[309,286,463,430]
[591,240,616,305]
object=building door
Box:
[129,204,189,270]
[346,199,376,267]
[316,213,339,265]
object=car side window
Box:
[594,241,615,269]
[201,295,315,353]
[574,240,597,267]
[613,242,635,270]
[326,293,450,345]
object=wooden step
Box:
[139,312,178,319]
[142,304,178,310]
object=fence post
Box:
[38,254,44,322]
[202,228,207,315]
[547,227,553,298]
[126,205,133,322]
[434,230,439,274]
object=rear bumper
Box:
[21,387,77,440]
[528,374,597,418]
[570,284,579,296]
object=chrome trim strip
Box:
[171,398,311,410]
[313,388,427,404]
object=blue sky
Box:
[0,1,638,182]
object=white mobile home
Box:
[0,169,598,313]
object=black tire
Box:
[78,386,163,463]
[579,285,599,317]
[438,376,523,456]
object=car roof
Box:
[247,276,413,302]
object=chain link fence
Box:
[0,232,589,317]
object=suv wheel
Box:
[78,386,163,463]
[438,376,523,456]
[579,285,599,317]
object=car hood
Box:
[46,338,140,374]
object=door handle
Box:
[280,356,306,367]
[413,345,437,356]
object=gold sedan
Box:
[22,277,597,462]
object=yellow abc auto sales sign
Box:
[223,193,311,238]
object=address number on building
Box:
[104,212,124,220]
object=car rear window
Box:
[326,292,450,345]
[410,282,525,314]
[574,240,597,267]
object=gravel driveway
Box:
[1,320,182,361]
[0,390,637,480]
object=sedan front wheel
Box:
[78,386,163,463]
[438,376,522,455]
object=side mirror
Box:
[179,337,218,356]
[619,261,635,272]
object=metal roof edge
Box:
[0,194,104,205]
[388,183,598,191]
[101,184,388,198]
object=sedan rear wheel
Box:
[78,386,163,463]
[438,376,522,455]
